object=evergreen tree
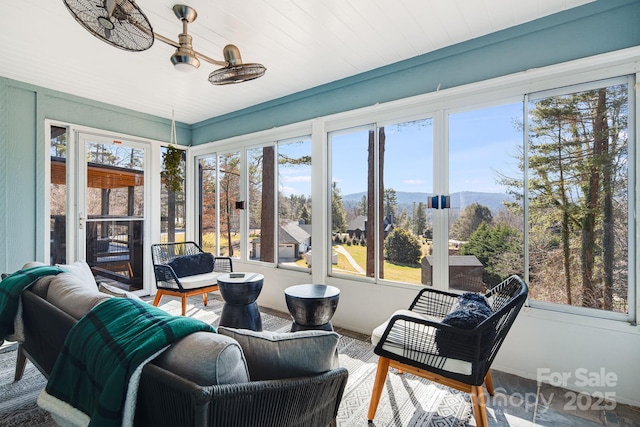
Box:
[331,181,347,232]
[460,223,522,286]
[450,203,493,241]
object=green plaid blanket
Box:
[0,265,66,339]
[44,298,215,427]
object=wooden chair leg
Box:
[471,385,489,427]
[181,296,187,316]
[152,291,163,307]
[368,356,390,421]
[484,370,495,396]
[14,345,27,381]
[202,292,208,306]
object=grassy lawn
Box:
[333,244,422,285]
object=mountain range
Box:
[342,190,514,214]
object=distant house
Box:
[346,214,395,240]
[279,221,311,259]
[346,215,367,239]
[252,220,311,260]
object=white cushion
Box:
[371,309,472,376]
[56,261,98,288]
[177,272,222,289]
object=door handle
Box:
[428,195,450,209]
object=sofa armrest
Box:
[136,363,348,427]
[21,290,77,377]
[153,264,184,291]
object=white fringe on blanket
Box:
[37,346,170,427]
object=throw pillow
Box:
[98,283,143,301]
[217,327,340,381]
[55,260,98,288]
[167,253,214,278]
[153,331,250,386]
[47,273,111,320]
[436,292,495,361]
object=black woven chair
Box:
[368,275,528,427]
[151,242,233,315]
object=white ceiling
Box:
[0,0,593,124]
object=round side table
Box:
[217,272,264,331]
[284,284,340,332]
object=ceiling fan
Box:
[61,0,266,85]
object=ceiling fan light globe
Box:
[171,53,200,71]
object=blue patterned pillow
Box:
[168,253,214,278]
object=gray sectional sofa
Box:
[13,262,348,427]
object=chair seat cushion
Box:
[436,292,495,361]
[371,309,472,375]
[176,272,222,290]
[168,253,215,278]
[218,327,340,381]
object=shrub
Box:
[384,228,422,265]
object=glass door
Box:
[78,134,148,291]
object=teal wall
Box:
[1,0,639,272]
[0,79,190,272]
[192,0,640,144]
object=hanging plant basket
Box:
[162,145,183,193]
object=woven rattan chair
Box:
[151,242,233,315]
[368,275,528,427]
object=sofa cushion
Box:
[153,331,250,386]
[168,253,214,278]
[218,327,339,381]
[56,260,98,288]
[47,273,111,320]
[98,282,143,301]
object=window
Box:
[523,79,631,315]
[448,103,524,292]
[248,145,275,263]
[198,155,218,255]
[329,120,433,284]
[277,138,312,269]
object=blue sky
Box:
[278,102,523,197]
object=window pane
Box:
[199,156,217,254]
[381,119,433,285]
[161,146,186,243]
[329,128,371,278]
[50,126,68,264]
[248,146,275,263]
[448,103,524,292]
[277,138,312,269]
[526,83,629,313]
[219,152,241,258]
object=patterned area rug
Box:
[0,295,471,427]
